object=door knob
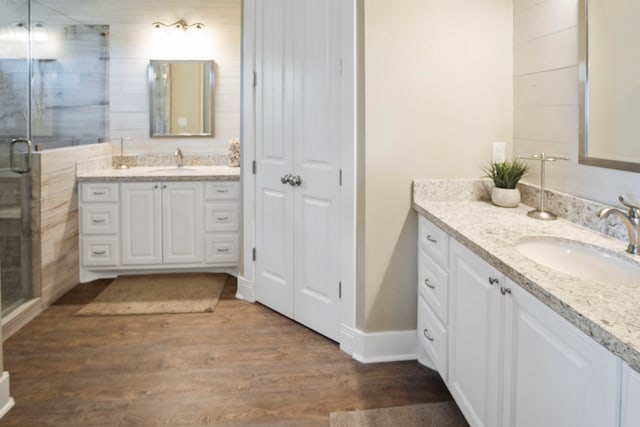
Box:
[289,175,302,186]
[281,174,293,184]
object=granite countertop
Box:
[413,182,640,373]
[76,165,240,182]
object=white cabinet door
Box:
[448,239,503,427]
[255,0,344,341]
[502,278,621,427]
[121,182,162,265]
[622,363,640,427]
[162,182,204,264]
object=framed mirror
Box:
[579,0,640,173]
[148,60,215,138]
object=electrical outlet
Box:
[492,142,506,163]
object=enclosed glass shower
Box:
[0,0,109,317]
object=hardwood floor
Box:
[1,275,453,426]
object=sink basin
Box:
[147,167,197,173]
[515,237,640,286]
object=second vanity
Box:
[76,163,240,282]
[413,179,640,427]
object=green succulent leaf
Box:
[481,159,529,189]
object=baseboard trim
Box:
[2,298,42,341]
[0,372,14,419]
[236,276,256,302]
[340,325,418,363]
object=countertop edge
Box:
[413,201,640,373]
[76,175,240,182]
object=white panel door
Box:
[121,182,162,265]
[291,0,341,341]
[162,182,204,264]
[502,278,620,427]
[448,240,503,427]
[255,0,342,340]
[254,0,296,317]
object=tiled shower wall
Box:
[31,143,111,307]
[0,25,109,151]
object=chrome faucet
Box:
[598,196,640,255]
[174,147,183,168]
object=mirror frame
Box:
[578,0,640,173]
[148,59,215,138]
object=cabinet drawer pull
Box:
[92,250,106,255]
[424,278,435,289]
[500,286,512,296]
[426,235,438,244]
[216,248,230,253]
[488,277,499,285]
[216,216,229,221]
[423,328,434,342]
[93,191,106,195]
[217,189,229,193]
[92,218,106,223]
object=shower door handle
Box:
[10,138,32,174]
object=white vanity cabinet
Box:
[501,276,620,427]
[621,363,640,427]
[417,216,450,378]
[204,182,240,264]
[419,215,623,427]
[79,180,239,282]
[80,183,120,268]
[448,239,503,427]
[121,182,204,265]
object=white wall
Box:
[513,0,640,205]
[107,0,241,154]
[361,0,513,331]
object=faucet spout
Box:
[598,204,640,255]
[174,147,183,168]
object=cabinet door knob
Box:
[500,286,512,296]
[488,277,499,285]
[424,278,435,289]
[423,328,434,342]
[426,235,438,244]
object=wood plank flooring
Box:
[1,275,453,426]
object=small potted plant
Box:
[482,159,529,208]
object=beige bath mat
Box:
[329,401,468,427]
[77,273,226,316]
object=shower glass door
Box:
[0,0,33,317]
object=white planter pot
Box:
[491,187,520,208]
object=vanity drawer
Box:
[418,246,448,324]
[81,236,119,266]
[205,182,240,200]
[81,183,119,203]
[205,203,240,232]
[418,215,449,268]
[205,234,239,264]
[81,205,118,235]
[418,295,448,381]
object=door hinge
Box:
[252,160,257,175]
[339,281,342,299]
[337,57,343,77]
[339,169,342,186]
[252,247,256,262]
[253,71,257,87]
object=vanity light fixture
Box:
[152,19,204,31]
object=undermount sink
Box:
[147,167,197,173]
[515,237,640,286]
